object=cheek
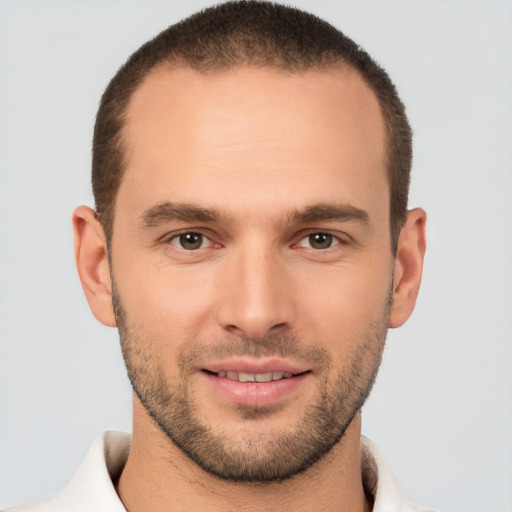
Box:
[114,258,218,346]
[112,236,393,355]
[294,263,391,345]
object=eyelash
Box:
[165,230,347,252]
[166,231,218,251]
[294,231,345,250]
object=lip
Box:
[202,357,309,375]
[200,358,311,408]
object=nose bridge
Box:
[217,239,293,339]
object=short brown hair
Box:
[92,0,412,252]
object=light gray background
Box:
[0,1,511,510]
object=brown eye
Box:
[174,233,204,250]
[308,233,334,249]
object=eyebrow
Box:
[139,201,369,228]
[290,203,369,225]
[140,202,223,227]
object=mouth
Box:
[200,363,312,408]
[202,369,309,382]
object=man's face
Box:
[110,65,393,481]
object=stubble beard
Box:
[112,283,389,483]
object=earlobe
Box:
[72,206,117,327]
[389,208,427,328]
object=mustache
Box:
[178,333,330,371]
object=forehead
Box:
[119,65,387,221]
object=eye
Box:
[297,232,341,250]
[169,232,209,250]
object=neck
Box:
[117,396,371,512]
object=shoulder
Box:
[362,437,440,512]
[3,432,130,512]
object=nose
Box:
[215,245,295,340]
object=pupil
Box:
[180,233,202,250]
[310,233,332,249]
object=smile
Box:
[211,370,295,382]
[201,368,311,408]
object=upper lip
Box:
[201,358,310,375]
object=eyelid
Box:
[160,228,350,250]
[293,230,349,249]
[163,229,219,249]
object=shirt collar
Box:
[64,431,426,512]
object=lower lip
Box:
[202,371,310,408]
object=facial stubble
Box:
[112,281,389,483]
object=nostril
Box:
[270,322,288,331]
[225,324,246,336]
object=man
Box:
[6,1,428,511]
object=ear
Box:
[73,206,116,327]
[389,208,427,328]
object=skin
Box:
[73,65,426,511]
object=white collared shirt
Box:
[4,431,435,511]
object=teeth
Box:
[218,371,294,382]
[255,372,272,383]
